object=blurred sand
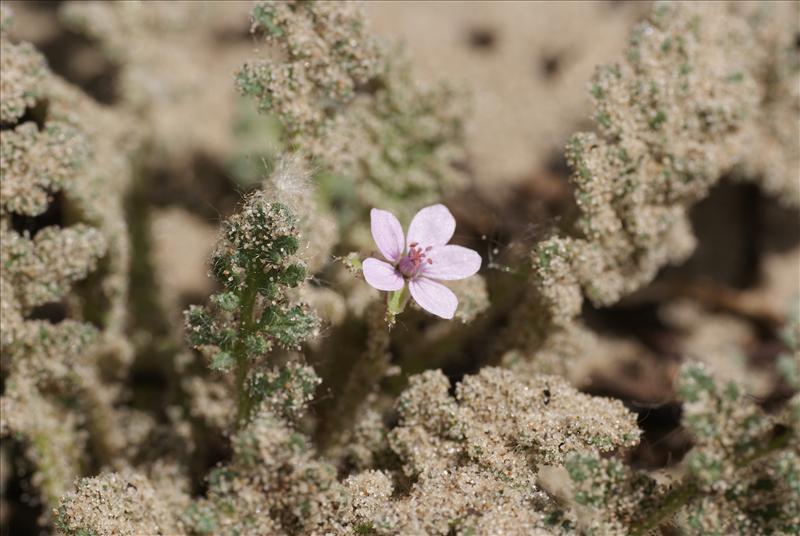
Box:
[365,1,647,198]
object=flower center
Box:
[398,242,433,278]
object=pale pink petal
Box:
[423,245,482,280]
[406,204,455,249]
[363,258,404,291]
[370,208,405,263]
[409,277,458,319]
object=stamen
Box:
[398,242,433,278]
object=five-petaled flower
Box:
[363,204,481,319]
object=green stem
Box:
[630,481,698,536]
[233,271,260,428]
[629,426,793,536]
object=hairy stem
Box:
[233,271,260,427]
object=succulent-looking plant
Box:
[1,8,137,519]
[0,1,792,535]
[238,0,468,220]
[557,362,798,535]
[500,0,800,381]
[184,191,320,425]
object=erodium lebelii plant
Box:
[363,204,481,319]
[1,1,797,535]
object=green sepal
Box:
[388,286,408,316]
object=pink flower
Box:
[363,204,481,319]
